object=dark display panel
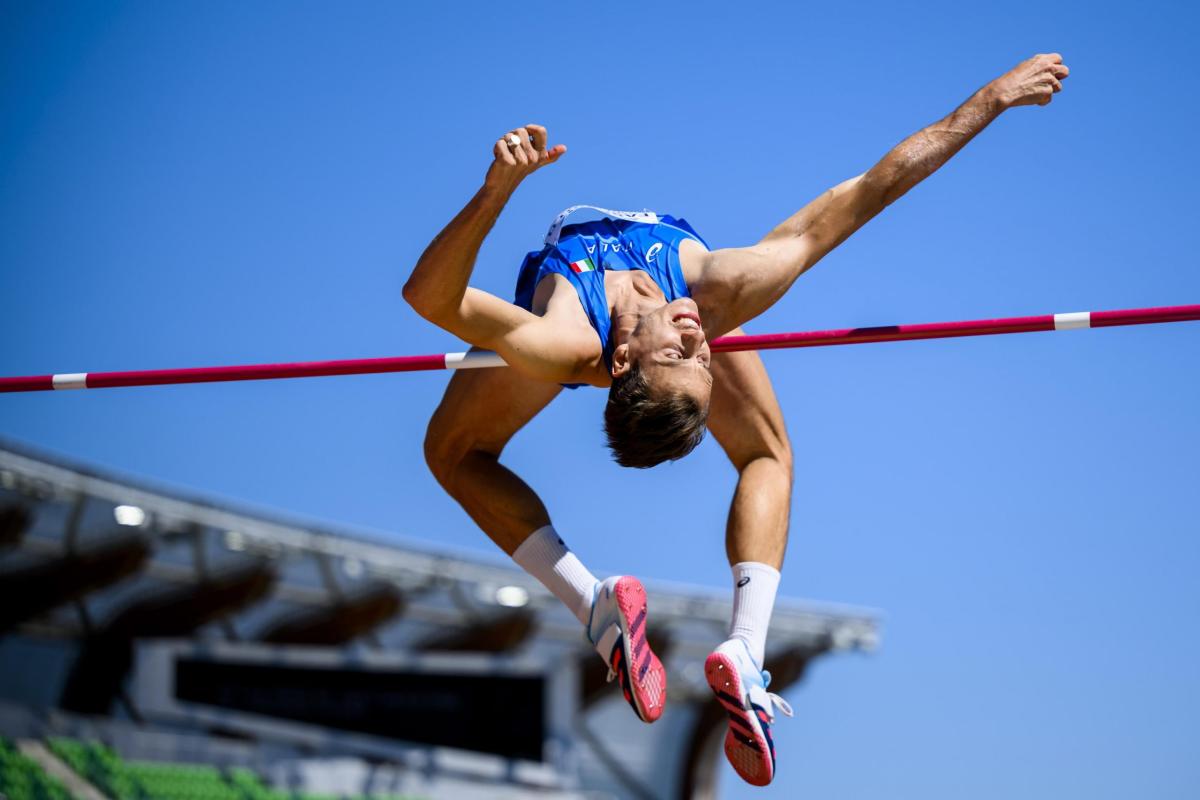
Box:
[174,657,545,761]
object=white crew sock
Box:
[511,524,599,626]
[728,561,781,668]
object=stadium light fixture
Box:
[113,505,146,527]
[495,585,530,608]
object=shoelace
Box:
[756,670,795,720]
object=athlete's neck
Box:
[607,271,667,348]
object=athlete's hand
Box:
[485,124,567,191]
[990,53,1070,108]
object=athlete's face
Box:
[612,297,713,406]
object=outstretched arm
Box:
[695,54,1070,335]
[403,125,581,382]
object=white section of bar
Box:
[1054,311,1092,330]
[444,351,507,370]
[52,373,88,390]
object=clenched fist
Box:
[991,53,1070,108]
[485,124,567,191]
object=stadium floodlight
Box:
[495,585,530,608]
[224,530,246,551]
[113,504,146,527]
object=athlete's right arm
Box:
[692,54,1069,336]
[403,125,581,382]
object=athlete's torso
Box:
[514,207,709,387]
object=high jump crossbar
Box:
[1,303,1196,394]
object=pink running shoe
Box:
[587,576,667,723]
[705,638,794,786]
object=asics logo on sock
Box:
[737,576,751,587]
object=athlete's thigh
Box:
[706,330,791,469]
[427,359,562,458]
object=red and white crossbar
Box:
[2,304,1197,394]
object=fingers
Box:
[494,137,517,165]
[493,125,565,172]
[524,125,567,166]
[1023,52,1067,76]
[526,124,548,154]
[1034,53,1069,80]
[517,127,538,164]
[500,127,539,165]
[1041,61,1065,102]
[1020,53,1068,106]
[496,128,530,165]
[511,128,531,165]
[1034,79,1057,105]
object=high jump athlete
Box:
[403,54,1068,785]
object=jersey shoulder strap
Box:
[543,205,659,245]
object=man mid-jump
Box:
[404,54,1068,786]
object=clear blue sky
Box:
[2,2,1198,798]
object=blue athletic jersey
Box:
[514,210,709,383]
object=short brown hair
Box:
[604,365,709,468]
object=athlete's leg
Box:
[424,362,561,555]
[707,335,793,570]
[426,363,602,620]
[704,337,795,785]
[424,363,667,722]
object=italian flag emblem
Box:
[569,256,596,274]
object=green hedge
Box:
[44,739,424,800]
[0,738,71,800]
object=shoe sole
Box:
[704,651,775,786]
[610,576,666,723]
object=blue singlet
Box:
[514,207,709,381]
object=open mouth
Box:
[672,312,703,329]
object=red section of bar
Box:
[1,304,1197,393]
[0,375,56,392]
[30,354,450,393]
[1090,305,1200,328]
[711,314,1057,353]
[84,353,450,389]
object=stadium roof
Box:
[0,437,881,799]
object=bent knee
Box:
[423,413,503,490]
[423,414,469,487]
[764,436,794,483]
[779,440,795,483]
[733,432,793,483]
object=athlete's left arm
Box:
[698,54,1069,334]
[404,125,591,382]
